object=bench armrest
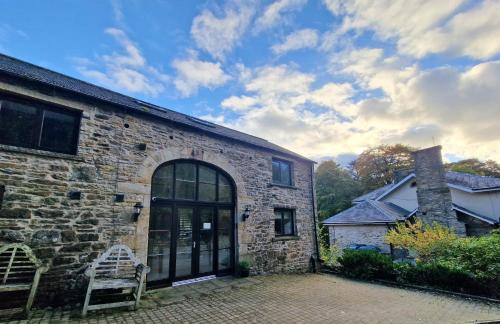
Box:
[136,264,151,275]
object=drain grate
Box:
[172,275,216,287]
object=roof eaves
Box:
[453,204,498,225]
[375,173,415,201]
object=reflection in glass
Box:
[218,209,232,271]
[175,208,193,278]
[175,163,196,199]
[147,206,172,282]
[152,164,174,199]
[199,207,214,273]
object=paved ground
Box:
[3,273,500,323]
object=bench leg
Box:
[25,269,42,314]
[134,271,147,310]
[82,276,95,317]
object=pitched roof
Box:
[445,171,500,192]
[352,183,395,203]
[322,200,409,225]
[352,171,500,204]
[453,203,498,225]
[0,53,313,163]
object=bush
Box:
[394,261,496,297]
[320,244,342,268]
[338,250,394,280]
[385,218,457,261]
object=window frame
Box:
[274,208,296,237]
[151,160,235,206]
[0,93,81,155]
[272,158,293,186]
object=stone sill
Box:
[272,236,300,242]
[268,183,298,190]
[0,144,84,161]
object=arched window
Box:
[151,160,234,203]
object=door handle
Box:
[193,241,196,248]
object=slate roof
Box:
[322,200,410,225]
[352,171,500,204]
[445,171,500,191]
[352,183,395,203]
[0,54,313,163]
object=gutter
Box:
[310,163,320,267]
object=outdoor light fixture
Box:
[242,205,251,222]
[133,202,144,222]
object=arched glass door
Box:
[147,160,235,287]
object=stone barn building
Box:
[0,54,318,305]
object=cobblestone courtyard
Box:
[4,274,500,323]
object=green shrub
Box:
[320,244,342,268]
[338,250,394,280]
[432,230,500,281]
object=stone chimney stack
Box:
[413,146,465,236]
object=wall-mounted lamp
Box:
[133,202,144,222]
[242,205,251,222]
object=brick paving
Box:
[3,274,500,323]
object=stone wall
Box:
[413,146,466,236]
[328,225,392,253]
[0,78,317,305]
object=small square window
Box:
[274,208,295,236]
[272,159,292,186]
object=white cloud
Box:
[191,2,255,60]
[323,0,500,59]
[172,52,231,97]
[76,28,168,96]
[271,28,319,54]
[221,95,258,112]
[254,0,307,33]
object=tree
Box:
[315,161,363,248]
[350,144,415,190]
[445,159,500,178]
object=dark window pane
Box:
[280,162,291,185]
[218,174,232,202]
[272,159,292,185]
[274,210,282,235]
[39,110,79,154]
[0,99,38,149]
[274,209,294,236]
[147,206,172,282]
[218,209,232,271]
[175,163,196,200]
[283,210,293,235]
[272,160,281,183]
[199,166,216,184]
[152,164,174,198]
[199,166,216,201]
[199,182,216,201]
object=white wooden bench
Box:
[0,243,48,314]
[82,244,150,317]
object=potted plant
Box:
[239,260,251,277]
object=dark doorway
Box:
[147,160,235,288]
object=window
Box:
[0,95,80,155]
[272,158,292,186]
[151,161,234,203]
[274,209,295,236]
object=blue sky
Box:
[1,0,499,163]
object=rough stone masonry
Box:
[413,145,466,236]
[0,60,318,306]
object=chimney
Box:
[413,146,465,236]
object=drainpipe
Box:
[310,163,320,271]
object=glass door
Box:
[175,207,194,279]
[147,206,173,284]
[197,207,215,275]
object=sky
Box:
[0,0,499,165]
